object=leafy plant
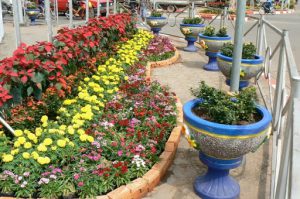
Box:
[203,26,215,37]
[216,26,227,37]
[26,2,37,9]
[151,10,162,17]
[191,81,259,125]
[220,42,257,59]
[182,17,203,24]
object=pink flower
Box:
[78,181,84,187]
[117,150,123,156]
[74,173,80,180]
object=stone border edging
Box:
[148,49,180,69]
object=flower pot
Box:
[199,34,231,71]
[183,99,272,199]
[217,53,264,89]
[146,16,167,34]
[180,23,205,52]
[25,9,40,23]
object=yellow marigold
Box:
[42,122,48,127]
[59,125,67,131]
[14,130,23,137]
[67,126,74,135]
[24,142,32,149]
[37,144,47,152]
[43,138,53,146]
[77,129,85,135]
[69,142,75,147]
[27,133,37,141]
[22,152,30,159]
[41,115,48,123]
[2,154,14,162]
[14,141,21,148]
[84,77,90,82]
[37,156,51,165]
[51,146,57,151]
[79,134,88,142]
[35,128,43,137]
[87,136,94,143]
[17,137,26,145]
[31,151,39,160]
[57,139,67,148]
[11,149,19,155]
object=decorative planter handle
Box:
[199,34,231,71]
[217,53,264,89]
[183,98,272,199]
[146,17,167,35]
[180,24,205,52]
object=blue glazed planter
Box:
[146,16,167,34]
[199,34,231,71]
[217,53,264,88]
[25,9,40,23]
[183,98,272,199]
[180,23,205,52]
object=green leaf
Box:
[55,83,62,90]
[32,72,45,83]
[27,86,34,96]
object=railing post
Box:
[85,0,89,22]
[12,0,21,48]
[0,0,4,43]
[45,0,53,42]
[97,0,100,17]
[257,16,265,56]
[113,0,117,14]
[69,0,73,28]
[223,7,228,27]
[106,0,109,17]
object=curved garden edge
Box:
[148,48,180,69]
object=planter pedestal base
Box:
[184,37,198,52]
[204,51,219,71]
[194,153,242,199]
[225,79,249,90]
[151,27,162,35]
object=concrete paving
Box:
[144,37,272,199]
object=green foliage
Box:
[203,26,215,37]
[190,81,258,125]
[151,10,162,17]
[216,26,227,37]
[182,17,203,24]
[220,42,257,59]
[147,51,175,62]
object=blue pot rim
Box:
[146,16,167,20]
[25,9,40,11]
[199,33,231,40]
[217,53,264,64]
[183,98,272,136]
[180,23,205,27]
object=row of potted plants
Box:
[0,28,178,198]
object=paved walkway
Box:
[145,37,272,199]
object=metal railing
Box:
[242,14,300,199]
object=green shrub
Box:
[151,10,163,17]
[182,17,203,24]
[220,42,257,59]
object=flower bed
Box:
[143,35,176,62]
[0,17,179,198]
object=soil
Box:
[192,107,262,125]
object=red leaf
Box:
[21,76,28,84]
[45,45,52,52]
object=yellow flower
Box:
[11,149,19,155]
[22,152,30,159]
[42,122,48,127]
[37,144,47,152]
[69,142,75,147]
[41,115,48,123]
[124,76,129,80]
[2,154,14,162]
[84,77,90,82]
[17,137,26,145]
[87,136,94,143]
[14,130,23,137]
[77,129,85,135]
[27,133,37,141]
[67,126,75,135]
[14,141,21,148]
[35,128,43,136]
[79,134,88,142]
[37,156,51,165]
[51,146,57,151]
[57,139,67,148]
[59,125,67,131]
[43,138,53,146]
[24,142,32,149]
[31,151,39,159]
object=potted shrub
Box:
[146,10,167,34]
[217,42,264,89]
[199,26,231,71]
[180,17,205,52]
[183,81,272,199]
[25,1,40,23]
